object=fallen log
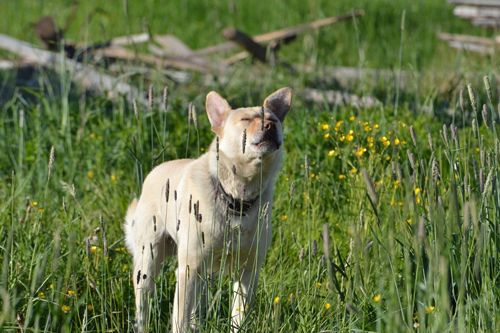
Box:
[453,5,500,19]
[448,0,500,7]
[189,10,364,58]
[0,34,146,105]
[438,32,496,53]
[222,28,269,63]
[97,45,219,73]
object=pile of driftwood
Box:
[439,0,499,54]
[0,10,384,108]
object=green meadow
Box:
[0,0,498,332]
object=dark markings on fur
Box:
[197,213,202,223]
[143,274,147,280]
[142,245,145,254]
[136,270,141,284]
[242,129,247,154]
[174,190,177,201]
[201,232,205,245]
[150,243,154,260]
[153,215,156,232]
[131,219,135,227]
[232,164,237,175]
[165,179,170,203]
[189,195,192,214]
[176,219,181,231]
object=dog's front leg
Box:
[230,261,262,332]
[172,260,203,333]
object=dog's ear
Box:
[206,91,232,134]
[263,87,292,122]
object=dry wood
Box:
[110,33,150,47]
[454,5,500,19]
[190,10,364,58]
[222,28,269,62]
[301,88,381,108]
[152,35,193,57]
[438,32,496,45]
[147,34,223,70]
[0,60,16,69]
[449,0,500,7]
[97,46,217,73]
[0,34,146,104]
[438,32,497,53]
[472,17,500,26]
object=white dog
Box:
[124,87,292,332]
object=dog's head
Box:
[205,88,292,160]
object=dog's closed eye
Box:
[240,117,252,122]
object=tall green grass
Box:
[0,69,498,331]
[0,0,499,332]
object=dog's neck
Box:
[208,139,282,203]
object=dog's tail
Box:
[124,198,138,256]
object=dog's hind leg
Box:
[126,207,175,332]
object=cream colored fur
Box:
[124,88,292,333]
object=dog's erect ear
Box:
[206,91,232,133]
[263,87,292,122]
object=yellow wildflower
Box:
[374,123,380,129]
[355,147,367,157]
[111,174,117,183]
[339,135,345,142]
[87,170,94,179]
[381,136,391,147]
[61,305,71,313]
[273,296,280,304]
[67,290,76,297]
[280,215,288,222]
[90,246,98,254]
[324,133,330,139]
[38,291,46,299]
[350,167,358,175]
[327,150,336,157]
[315,282,322,288]
[372,294,381,303]
[334,120,343,131]
[87,304,93,312]
[394,180,401,188]
[321,123,330,131]
[414,187,421,195]
[30,201,39,207]
[394,138,401,145]
[325,303,332,310]
[425,305,435,314]
[349,115,356,121]
[346,130,354,142]
[338,174,346,181]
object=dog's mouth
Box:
[252,135,281,153]
[254,140,279,150]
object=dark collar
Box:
[211,176,258,216]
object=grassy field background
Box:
[0,0,499,332]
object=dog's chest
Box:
[206,207,262,257]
